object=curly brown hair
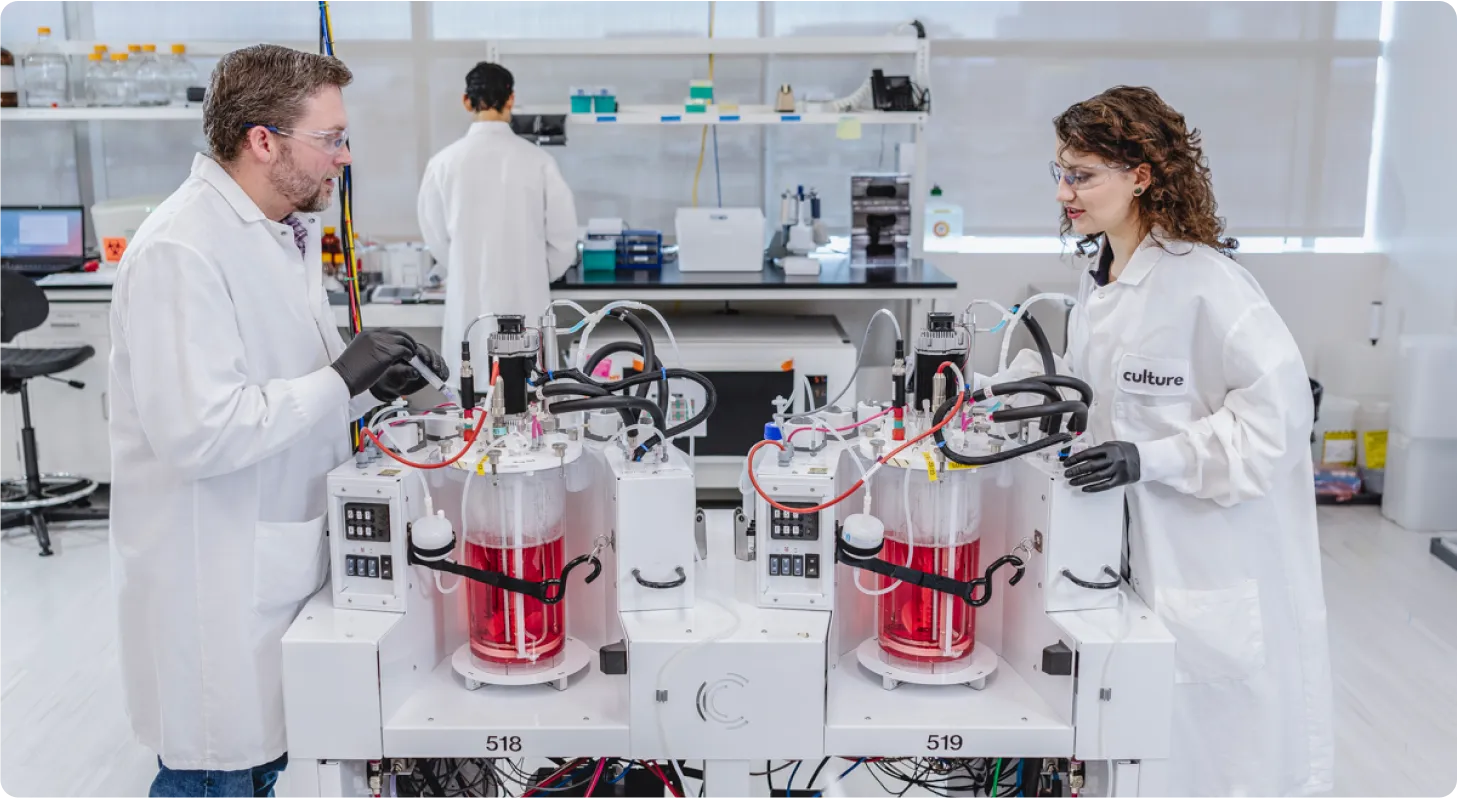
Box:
[1053,86,1237,258]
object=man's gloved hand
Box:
[370,342,450,402]
[329,328,418,397]
[1063,441,1141,493]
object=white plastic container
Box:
[925,185,963,242]
[91,195,168,264]
[1313,395,1359,467]
[1389,334,1457,440]
[1381,430,1457,532]
[21,27,68,107]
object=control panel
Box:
[327,462,426,613]
[342,502,391,542]
[754,460,843,612]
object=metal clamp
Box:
[1061,566,1121,590]
[631,566,687,590]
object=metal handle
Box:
[49,321,81,329]
[632,566,687,590]
[101,391,108,421]
[1061,566,1121,590]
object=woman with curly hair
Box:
[1013,86,1333,795]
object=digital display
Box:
[1,208,84,258]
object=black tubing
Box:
[548,395,666,435]
[1029,374,1093,409]
[603,310,669,418]
[581,340,665,385]
[931,388,1077,466]
[539,381,637,427]
[972,380,1063,407]
[1021,312,1059,432]
[989,400,1088,436]
[615,368,719,440]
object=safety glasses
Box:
[1049,161,1132,191]
[243,124,350,156]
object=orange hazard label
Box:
[102,237,128,262]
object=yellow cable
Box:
[691,1,716,207]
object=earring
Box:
[1133,187,1145,196]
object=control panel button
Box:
[805,554,820,579]
[792,555,804,577]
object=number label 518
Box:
[926,733,963,752]
[485,735,523,753]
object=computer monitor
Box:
[1,206,87,273]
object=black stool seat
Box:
[1,345,95,381]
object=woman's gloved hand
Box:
[370,342,450,402]
[1063,441,1141,493]
[330,329,418,397]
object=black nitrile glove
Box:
[330,328,418,397]
[1063,441,1141,493]
[370,341,450,402]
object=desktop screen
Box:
[0,208,85,259]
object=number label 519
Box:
[926,733,963,752]
[485,735,523,753]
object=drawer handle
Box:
[50,322,81,328]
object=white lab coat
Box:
[417,121,578,382]
[1001,236,1334,796]
[108,154,379,770]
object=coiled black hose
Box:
[931,383,1080,466]
[1021,312,1059,433]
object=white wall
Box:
[1369,0,1457,338]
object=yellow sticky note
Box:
[836,116,863,141]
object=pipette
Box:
[410,355,461,405]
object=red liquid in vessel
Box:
[465,536,565,666]
[877,537,980,663]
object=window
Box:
[0,2,1382,244]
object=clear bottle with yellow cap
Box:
[21,27,69,107]
[102,51,136,107]
[134,44,168,106]
[83,52,109,107]
[164,44,198,105]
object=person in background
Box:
[108,44,446,798]
[1000,86,1333,795]
[417,61,578,384]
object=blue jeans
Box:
[150,753,288,797]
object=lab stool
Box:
[1,272,107,556]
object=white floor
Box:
[3,508,1456,797]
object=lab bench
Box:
[4,260,957,485]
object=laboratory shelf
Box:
[0,106,202,122]
[492,35,922,57]
[518,104,925,126]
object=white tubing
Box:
[996,292,1078,374]
[963,299,1012,333]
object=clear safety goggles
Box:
[1049,160,1133,191]
[243,124,350,156]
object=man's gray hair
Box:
[203,44,353,163]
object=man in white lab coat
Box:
[109,45,445,797]
[417,61,579,384]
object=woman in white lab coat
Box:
[1021,86,1334,795]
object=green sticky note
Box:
[836,116,863,140]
